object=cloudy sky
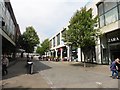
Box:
[10,0,90,42]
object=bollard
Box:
[27,62,33,74]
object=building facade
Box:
[0,0,21,57]
[49,0,120,65]
[49,27,71,61]
[96,0,120,64]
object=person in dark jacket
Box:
[27,54,30,62]
[116,58,120,79]
[110,58,120,79]
[2,55,9,76]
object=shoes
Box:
[109,75,112,77]
[112,76,117,79]
[116,77,120,79]
[112,76,120,79]
[112,77,115,79]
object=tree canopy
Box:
[19,26,40,53]
[62,7,100,66]
[63,7,100,49]
[36,39,50,55]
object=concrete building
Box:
[49,27,71,61]
[79,0,120,65]
[49,0,120,64]
[0,0,21,57]
[96,0,120,64]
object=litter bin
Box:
[27,62,33,74]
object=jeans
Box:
[111,70,118,78]
[2,65,8,75]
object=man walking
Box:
[2,55,9,76]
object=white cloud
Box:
[10,0,89,42]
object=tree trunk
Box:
[83,52,87,67]
[82,47,88,68]
[84,60,86,67]
[82,46,95,67]
[70,45,72,61]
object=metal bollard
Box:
[27,62,33,74]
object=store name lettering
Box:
[108,37,120,42]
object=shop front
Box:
[101,29,120,64]
[108,30,120,62]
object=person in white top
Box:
[2,55,9,76]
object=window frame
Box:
[97,1,119,28]
[104,7,118,25]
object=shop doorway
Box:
[110,43,120,62]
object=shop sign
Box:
[108,37,120,43]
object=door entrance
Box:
[110,43,120,62]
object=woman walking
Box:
[110,58,120,79]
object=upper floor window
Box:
[57,34,60,46]
[53,37,55,47]
[105,7,118,25]
[61,29,66,44]
[50,40,52,48]
[0,2,5,19]
[104,2,117,12]
[98,3,104,15]
[97,1,119,28]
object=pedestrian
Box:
[27,54,30,62]
[31,55,33,60]
[2,55,9,76]
[116,58,120,79]
[38,56,41,61]
[110,58,120,79]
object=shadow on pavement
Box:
[70,62,97,67]
[2,60,27,80]
[2,58,52,80]
[33,60,52,74]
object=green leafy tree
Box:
[63,7,100,67]
[36,46,44,55]
[36,39,50,55]
[19,26,40,53]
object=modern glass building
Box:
[96,0,120,64]
[0,0,21,58]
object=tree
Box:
[36,39,50,55]
[36,46,44,55]
[19,26,40,53]
[63,7,100,67]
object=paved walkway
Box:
[1,58,120,89]
[41,61,119,88]
[2,58,51,89]
[51,61,110,74]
